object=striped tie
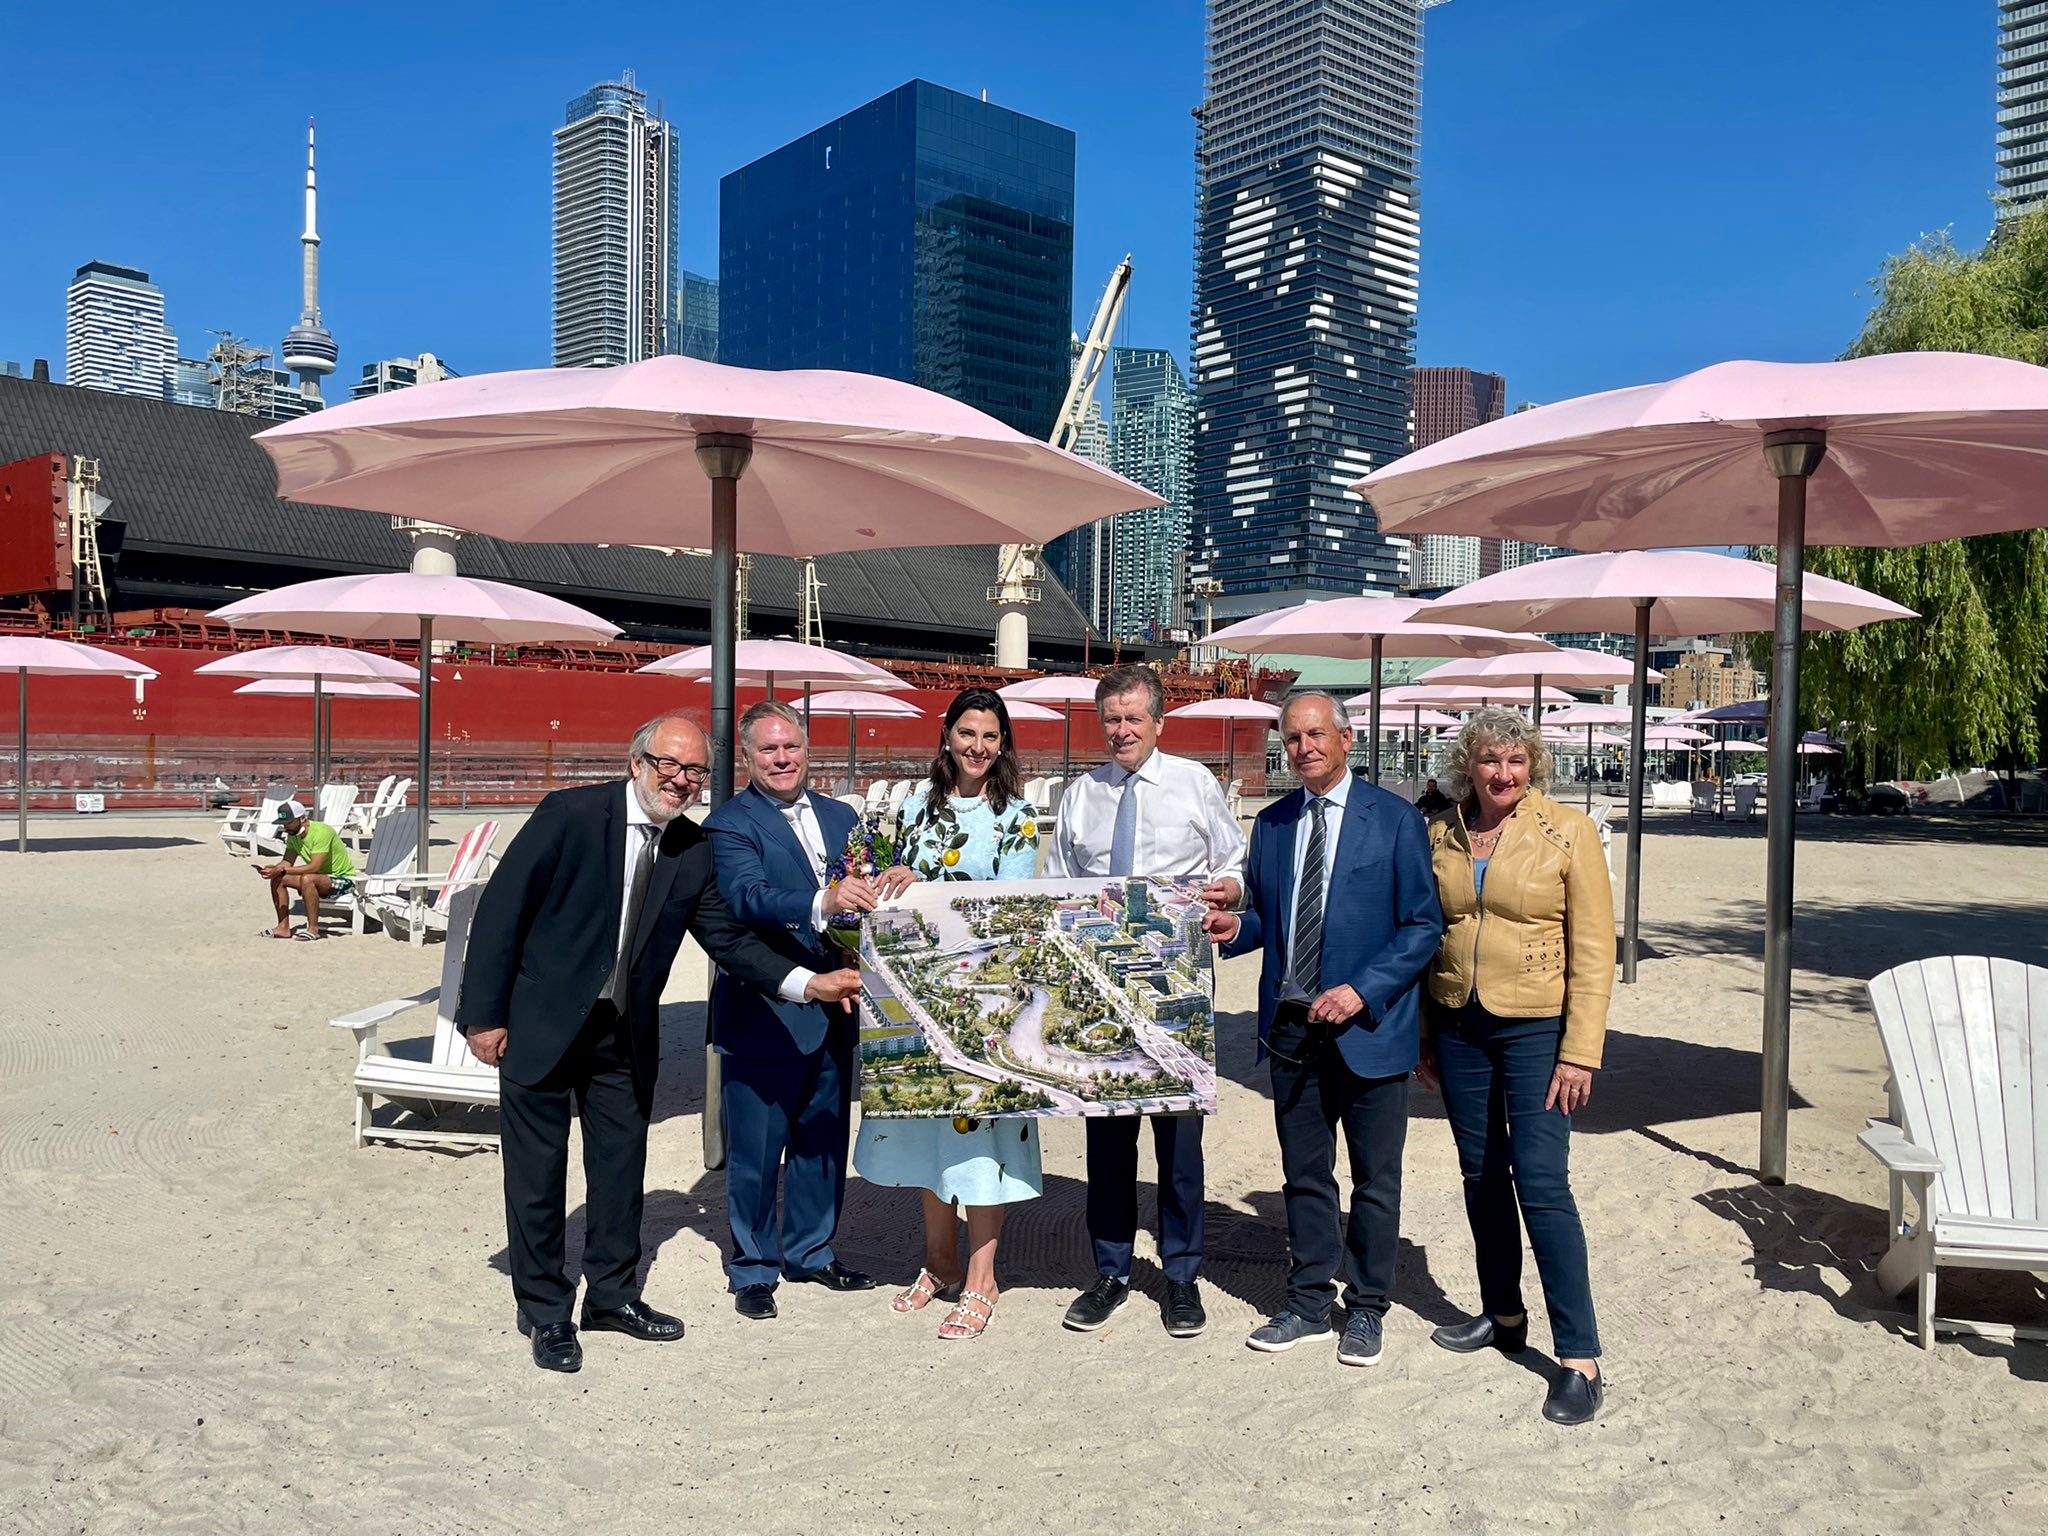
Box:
[1291,797,1328,996]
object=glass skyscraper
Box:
[553,74,680,368]
[1189,0,1437,619]
[719,79,1074,440]
[1999,1,2048,217]
[679,270,720,361]
[1108,348,1196,639]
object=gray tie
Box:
[607,823,659,1007]
[1291,797,1328,996]
[1108,774,1138,877]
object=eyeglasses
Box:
[638,752,711,784]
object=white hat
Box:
[274,798,309,824]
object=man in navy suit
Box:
[705,700,913,1320]
[1204,691,1443,1368]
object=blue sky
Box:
[0,1,1994,407]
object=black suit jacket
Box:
[456,780,790,1094]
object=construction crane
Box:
[67,457,112,627]
[990,253,1132,668]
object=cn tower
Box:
[279,118,338,402]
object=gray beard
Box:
[632,777,684,824]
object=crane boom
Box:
[991,255,1133,667]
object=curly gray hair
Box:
[1443,707,1553,805]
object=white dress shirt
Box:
[756,787,832,1005]
[1045,747,1246,884]
[1280,772,1349,1002]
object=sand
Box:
[3,805,2047,1534]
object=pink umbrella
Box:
[1355,354,2034,1182]
[1203,595,1550,781]
[1,637,159,853]
[999,676,1104,781]
[233,677,418,698]
[1702,740,1768,755]
[797,689,924,790]
[1421,549,1911,999]
[1167,697,1281,783]
[1540,703,1640,811]
[211,572,619,876]
[1418,647,1661,729]
[253,356,1162,805]
[640,639,908,698]
[999,698,1063,723]
[197,644,421,787]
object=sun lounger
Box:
[331,885,498,1151]
[1861,955,2048,1347]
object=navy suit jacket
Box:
[1221,773,1445,1079]
[703,784,858,1058]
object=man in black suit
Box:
[459,712,862,1373]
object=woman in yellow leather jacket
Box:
[1418,708,1612,1426]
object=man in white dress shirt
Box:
[1046,664,1245,1338]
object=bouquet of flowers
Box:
[825,812,898,951]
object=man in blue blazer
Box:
[705,700,907,1320]
[1204,691,1443,1369]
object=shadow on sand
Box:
[17,834,205,853]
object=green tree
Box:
[1782,212,2048,779]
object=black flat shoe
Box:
[734,1284,779,1320]
[1542,1367,1603,1425]
[1432,1313,1529,1354]
[516,1312,583,1373]
[784,1261,876,1292]
[580,1299,685,1341]
[1161,1280,1207,1339]
[1062,1276,1129,1332]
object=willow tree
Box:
[1782,210,2048,780]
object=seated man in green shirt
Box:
[255,798,358,941]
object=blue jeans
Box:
[1434,1001,1600,1358]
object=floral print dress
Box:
[852,790,1046,1205]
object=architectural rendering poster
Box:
[855,878,1217,1119]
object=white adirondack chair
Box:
[1690,782,1718,817]
[369,819,502,946]
[248,782,359,858]
[331,807,422,935]
[1225,777,1245,821]
[219,789,293,856]
[1861,955,2048,1348]
[341,775,397,846]
[331,884,499,1150]
[1588,802,1615,876]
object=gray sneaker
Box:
[1246,1310,1335,1353]
[1337,1309,1384,1367]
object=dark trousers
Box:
[720,1017,854,1290]
[1435,1001,1601,1358]
[498,1001,648,1325]
[1267,1002,1409,1321]
[1084,1114,1205,1283]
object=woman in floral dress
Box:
[854,687,1042,1339]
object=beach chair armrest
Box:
[330,987,440,1045]
[1858,1120,1943,1175]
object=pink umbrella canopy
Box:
[1166,699,1282,721]
[1702,740,1769,755]
[999,698,1063,722]
[1353,355,2035,1184]
[1352,683,1575,711]
[1419,550,1917,636]
[211,573,619,874]
[254,358,1164,807]
[1546,703,1636,727]
[998,676,1104,781]
[199,645,423,785]
[640,639,908,694]
[233,678,419,699]
[1,637,158,854]
[1203,596,1551,782]
[797,690,924,792]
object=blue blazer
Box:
[704,784,858,1058]
[1221,773,1445,1079]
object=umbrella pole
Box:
[1585,724,1594,812]
[1531,675,1542,726]
[848,711,858,791]
[416,618,434,879]
[1062,708,1071,783]
[1759,429,1826,1186]
[312,675,325,791]
[696,435,753,809]
[1621,598,1652,985]
[1368,636,1384,784]
[1412,706,1422,801]
[15,670,26,854]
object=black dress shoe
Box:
[1161,1280,1207,1338]
[1542,1367,1603,1425]
[580,1299,685,1342]
[784,1261,876,1292]
[1432,1313,1529,1354]
[516,1312,583,1373]
[1062,1276,1129,1332]
[734,1284,779,1320]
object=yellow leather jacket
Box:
[1424,789,1613,1068]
